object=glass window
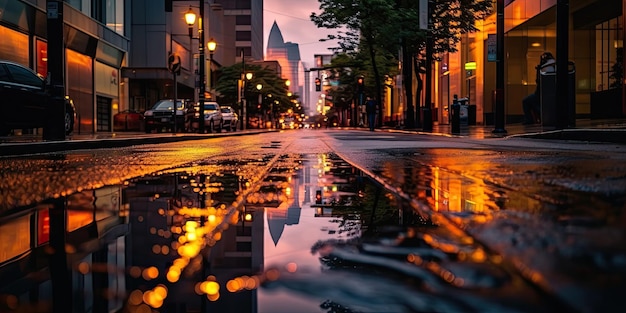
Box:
[236,15,251,25]
[236,31,251,41]
[0,26,29,66]
[596,17,623,91]
[6,64,44,87]
[236,0,251,9]
[0,65,9,81]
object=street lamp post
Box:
[244,72,252,130]
[185,5,215,134]
[256,84,262,128]
[207,37,216,102]
[197,1,206,133]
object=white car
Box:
[189,101,223,133]
[220,106,239,131]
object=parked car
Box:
[0,60,75,136]
[143,99,192,133]
[188,101,223,133]
[113,109,144,131]
[220,106,239,131]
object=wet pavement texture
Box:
[0,130,625,312]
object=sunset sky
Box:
[263,0,339,67]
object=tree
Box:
[214,63,299,118]
[312,0,398,127]
[312,0,492,128]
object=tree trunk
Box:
[403,42,415,128]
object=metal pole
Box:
[422,0,433,132]
[242,50,247,130]
[198,0,205,133]
[492,0,507,134]
[209,51,214,100]
[45,0,66,141]
[556,0,570,129]
[173,73,177,133]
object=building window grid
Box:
[596,17,623,91]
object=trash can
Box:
[540,61,576,127]
[457,97,469,125]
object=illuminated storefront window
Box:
[0,26,28,66]
[36,40,48,78]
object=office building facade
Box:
[0,0,129,134]
[438,0,625,126]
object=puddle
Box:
[0,153,603,312]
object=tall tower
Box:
[266,21,304,100]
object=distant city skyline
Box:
[263,0,339,67]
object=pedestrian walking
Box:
[365,96,378,131]
[522,52,555,124]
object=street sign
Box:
[167,53,181,74]
[47,2,58,19]
[419,0,428,30]
[487,34,497,62]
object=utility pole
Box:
[198,0,206,133]
[423,0,433,132]
[492,0,507,134]
[556,0,571,129]
[44,0,67,141]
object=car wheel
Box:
[209,120,214,133]
[64,110,74,135]
[145,126,151,133]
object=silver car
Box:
[189,101,223,133]
[220,106,239,131]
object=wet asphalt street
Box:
[1,127,625,312]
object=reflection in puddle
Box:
[0,153,574,312]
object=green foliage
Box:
[311,0,492,127]
[312,0,493,57]
[214,63,301,116]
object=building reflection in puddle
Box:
[0,152,519,313]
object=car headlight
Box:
[144,110,154,117]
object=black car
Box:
[143,99,192,133]
[0,60,75,136]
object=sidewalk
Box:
[388,118,626,143]
[0,129,274,156]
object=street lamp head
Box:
[185,7,196,26]
[245,72,253,80]
[207,38,217,53]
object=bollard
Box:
[451,100,460,134]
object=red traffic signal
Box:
[357,76,364,93]
[315,190,322,204]
[315,77,321,91]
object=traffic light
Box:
[315,77,321,91]
[315,190,322,204]
[357,76,364,94]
